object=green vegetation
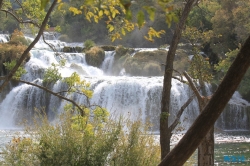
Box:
[0,30,30,76]
[0,109,160,166]
[84,39,95,51]
[215,49,250,101]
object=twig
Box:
[169,93,195,132]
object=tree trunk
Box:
[184,71,214,166]
[158,35,250,166]
[198,89,214,166]
[160,0,197,159]
[198,127,214,166]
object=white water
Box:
[0,34,249,133]
[0,34,9,43]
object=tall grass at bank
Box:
[0,111,160,166]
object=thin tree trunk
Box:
[159,35,250,166]
[160,0,197,159]
[184,71,214,166]
[198,127,214,166]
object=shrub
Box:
[0,112,160,166]
[84,39,95,51]
[8,29,31,46]
[0,39,30,75]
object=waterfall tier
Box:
[0,35,249,132]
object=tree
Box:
[159,34,250,165]
[184,71,214,166]
[160,0,198,159]
[182,26,215,165]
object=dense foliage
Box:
[1,104,160,166]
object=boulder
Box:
[85,46,105,67]
[124,49,167,76]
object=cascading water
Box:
[0,34,249,133]
[0,34,9,43]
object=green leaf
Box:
[144,6,155,21]
[40,0,49,10]
[137,10,145,29]
[125,9,132,20]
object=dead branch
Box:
[183,71,202,101]
[169,93,195,132]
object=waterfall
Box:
[101,51,115,75]
[0,35,249,132]
[0,34,9,43]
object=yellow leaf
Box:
[94,16,99,23]
[121,28,126,36]
[104,9,110,16]
[112,11,116,18]
[98,10,103,17]
[57,2,64,10]
[108,24,114,32]
[69,7,82,15]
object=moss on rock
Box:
[114,45,135,60]
[100,45,116,51]
[124,49,167,76]
[0,30,30,75]
[85,46,105,67]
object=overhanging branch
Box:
[19,79,85,116]
[0,0,57,92]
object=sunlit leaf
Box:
[107,24,114,32]
[98,10,103,17]
[69,7,82,15]
[121,28,126,35]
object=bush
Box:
[0,30,30,75]
[84,39,95,51]
[8,29,31,46]
[0,112,160,166]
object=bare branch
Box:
[183,71,202,102]
[42,33,58,51]
[169,93,195,132]
[172,76,187,84]
[14,0,25,13]
[0,0,58,92]
[0,9,40,27]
